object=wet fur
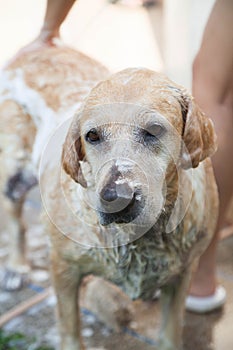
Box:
[0,47,218,349]
[43,67,218,349]
[0,47,108,289]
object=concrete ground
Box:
[0,0,233,349]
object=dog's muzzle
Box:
[98,179,144,225]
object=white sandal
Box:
[185,285,226,313]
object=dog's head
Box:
[62,68,217,230]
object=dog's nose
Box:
[100,181,134,211]
[98,183,143,225]
[100,185,118,203]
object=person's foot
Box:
[186,285,226,313]
[186,263,226,313]
[185,251,224,313]
[188,271,216,297]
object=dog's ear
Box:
[179,93,217,169]
[62,122,87,187]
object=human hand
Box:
[4,28,63,68]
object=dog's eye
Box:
[85,129,100,143]
[143,124,165,141]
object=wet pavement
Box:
[1,0,233,349]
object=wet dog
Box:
[0,47,108,290]
[41,67,218,349]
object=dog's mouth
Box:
[98,192,145,226]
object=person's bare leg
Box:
[190,0,233,297]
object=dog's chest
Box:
[88,225,185,300]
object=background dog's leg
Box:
[0,198,29,290]
[158,269,191,350]
[50,255,85,350]
[0,101,37,290]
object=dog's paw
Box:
[0,267,29,291]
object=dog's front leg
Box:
[158,269,191,350]
[51,254,85,350]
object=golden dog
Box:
[0,45,218,349]
[40,64,218,349]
